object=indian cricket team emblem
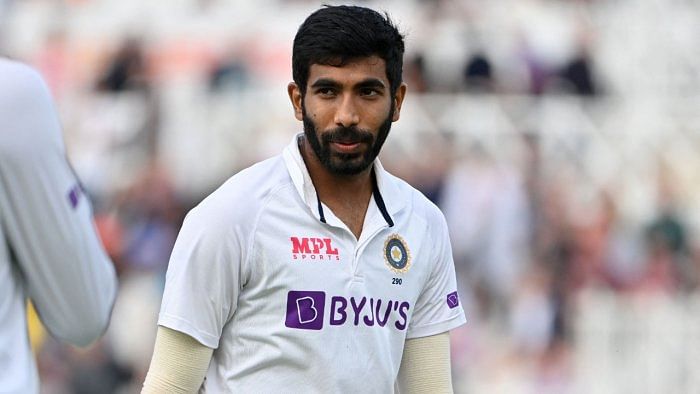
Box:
[384,234,411,274]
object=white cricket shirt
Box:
[0,59,117,394]
[159,135,466,393]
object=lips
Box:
[330,137,362,144]
[323,127,372,154]
[331,141,362,153]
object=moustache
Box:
[322,127,374,145]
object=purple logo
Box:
[67,184,81,209]
[285,291,325,330]
[446,291,459,309]
[329,297,410,330]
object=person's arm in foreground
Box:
[397,332,454,394]
[0,60,117,346]
[142,325,213,393]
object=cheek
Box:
[309,108,332,124]
[370,105,393,125]
[303,100,323,121]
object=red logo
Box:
[290,237,340,261]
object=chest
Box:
[259,215,428,288]
[237,205,432,330]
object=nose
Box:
[334,95,360,127]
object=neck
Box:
[299,135,374,202]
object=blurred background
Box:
[3,0,700,392]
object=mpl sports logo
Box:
[290,237,340,261]
[285,291,410,331]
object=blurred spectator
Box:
[85,37,161,197]
[641,171,694,293]
[557,48,598,96]
[67,341,133,394]
[441,142,531,321]
[97,38,148,92]
[407,131,452,205]
[463,51,494,93]
[533,338,573,394]
[208,47,249,92]
[515,35,550,95]
[33,28,70,98]
[115,161,181,273]
[510,269,555,357]
[404,53,429,93]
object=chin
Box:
[328,159,372,176]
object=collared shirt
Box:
[159,134,466,393]
[0,59,117,394]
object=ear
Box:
[391,83,408,122]
[288,82,304,121]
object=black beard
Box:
[302,108,393,176]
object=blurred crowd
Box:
[4,0,700,393]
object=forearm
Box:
[397,332,454,394]
[142,326,214,393]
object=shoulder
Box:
[386,171,449,233]
[0,59,60,155]
[0,58,50,106]
[184,155,293,235]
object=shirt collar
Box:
[282,133,404,226]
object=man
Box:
[0,58,118,393]
[143,5,466,393]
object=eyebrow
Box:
[310,78,341,90]
[310,78,387,90]
[356,78,387,90]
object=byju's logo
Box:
[446,291,460,309]
[285,291,326,330]
[290,237,340,261]
[285,291,410,331]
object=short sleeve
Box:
[158,200,248,349]
[406,209,466,339]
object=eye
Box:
[359,87,380,97]
[316,87,337,97]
